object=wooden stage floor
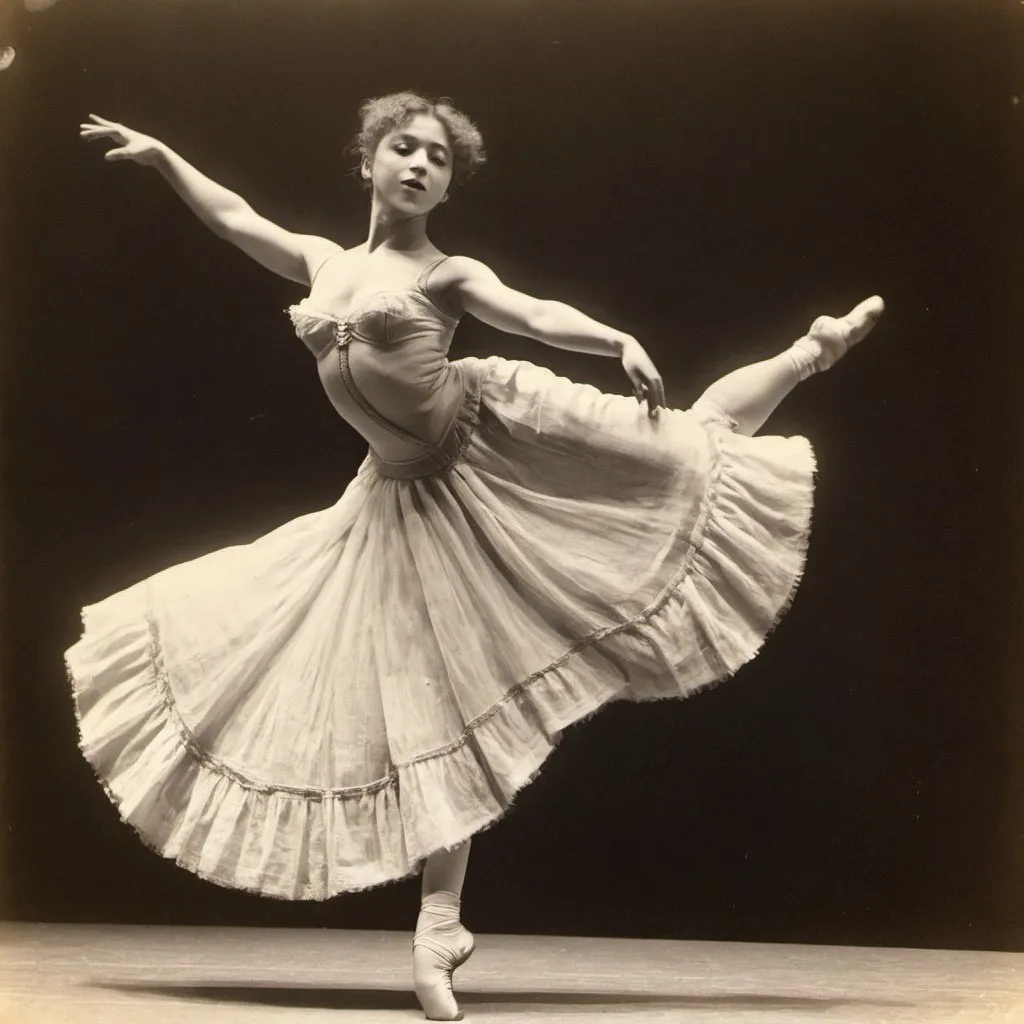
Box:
[1,923,1022,1023]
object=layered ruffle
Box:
[66,355,814,899]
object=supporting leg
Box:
[692,295,884,436]
[414,841,475,1022]
[421,840,472,901]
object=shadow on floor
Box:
[89,981,915,1014]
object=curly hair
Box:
[353,92,487,189]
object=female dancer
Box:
[70,93,883,1021]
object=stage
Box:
[1,923,1021,1023]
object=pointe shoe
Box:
[792,295,885,377]
[413,892,476,1022]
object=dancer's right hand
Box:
[79,114,164,165]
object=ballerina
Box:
[71,92,883,1021]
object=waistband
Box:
[366,363,482,481]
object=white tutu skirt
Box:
[66,355,815,899]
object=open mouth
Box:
[401,179,426,191]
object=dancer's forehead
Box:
[384,114,452,155]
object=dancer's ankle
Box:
[786,338,820,382]
[421,889,461,908]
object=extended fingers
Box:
[80,124,122,142]
[80,114,126,139]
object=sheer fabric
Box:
[66,268,815,899]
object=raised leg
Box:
[414,840,475,1022]
[692,295,884,436]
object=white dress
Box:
[65,257,815,899]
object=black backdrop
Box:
[2,0,1022,951]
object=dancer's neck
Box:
[365,201,433,255]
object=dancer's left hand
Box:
[621,338,665,417]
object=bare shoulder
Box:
[431,254,498,294]
[300,236,345,285]
[436,254,494,282]
[427,255,497,316]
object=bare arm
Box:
[80,115,341,286]
[443,256,667,414]
[155,146,340,284]
[444,256,630,356]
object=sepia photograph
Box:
[1,0,1022,1021]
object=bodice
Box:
[284,284,466,463]
[287,287,459,361]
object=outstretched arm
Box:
[79,115,340,286]
[442,256,666,415]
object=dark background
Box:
[1,0,1022,951]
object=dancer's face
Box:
[364,114,453,215]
